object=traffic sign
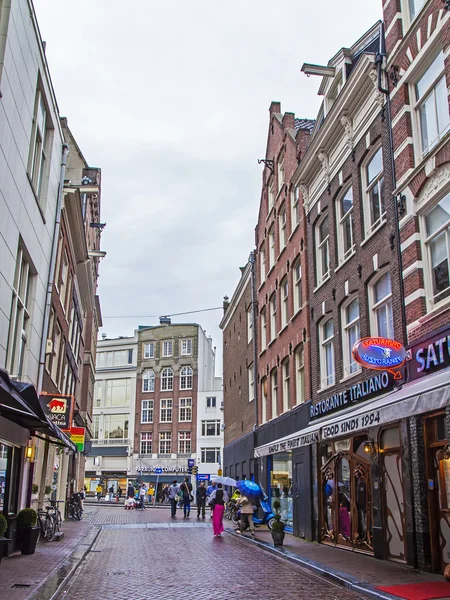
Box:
[197,474,209,481]
[187,459,195,467]
[154,467,162,474]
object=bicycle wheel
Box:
[37,514,46,541]
[45,515,56,541]
[55,509,62,531]
[75,505,82,520]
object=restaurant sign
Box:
[352,337,407,379]
[254,431,320,458]
[407,326,450,382]
[39,393,73,430]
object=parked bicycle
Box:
[46,500,64,532]
[37,508,55,542]
[67,493,83,520]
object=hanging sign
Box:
[66,427,85,452]
[352,337,407,379]
[407,326,450,382]
[39,393,73,430]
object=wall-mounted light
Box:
[363,441,373,454]
[25,444,33,460]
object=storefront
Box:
[84,472,128,497]
[268,452,293,530]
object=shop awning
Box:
[0,369,77,453]
[254,367,450,457]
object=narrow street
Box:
[56,506,364,600]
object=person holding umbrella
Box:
[235,480,263,536]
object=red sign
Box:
[352,337,407,380]
[39,393,74,430]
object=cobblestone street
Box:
[57,507,364,600]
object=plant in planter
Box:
[0,513,10,564]
[45,485,52,496]
[17,508,40,555]
[31,484,39,495]
[270,500,285,547]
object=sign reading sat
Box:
[39,393,73,430]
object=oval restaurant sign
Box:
[352,337,407,380]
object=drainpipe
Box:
[249,251,260,482]
[376,22,408,348]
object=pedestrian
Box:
[236,493,255,537]
[108,485,114,502]
[196,481,207,518]
[168,480,180,517]
[206,480,217,518]
[148,485,155,504]
[118,486,122,499]
[139,484,147,510]
[96,483,102,501]
[208,483,228,537]
[125,482,135,510]
[180,477,193,518]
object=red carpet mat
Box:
[376,582,450,599]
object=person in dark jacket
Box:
[180,477,193,518]
[196,481,207,518]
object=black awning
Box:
[0,369,77,453]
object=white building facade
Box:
[196,381,224,482]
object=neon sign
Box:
[352,337,406,380]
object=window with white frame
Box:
[144,342,155,359]
[409,0,425,22]
[293,259,302,313]
[206,396,216,408]
[104,414,128,440]
[159,432,171,454]
[316,215,330,285]
[7,247,33,378]
[28,88,52,202]
[160,399,173,422]
[92,415,100,440]
[270,293,277,341]
[342,297,360,377]
[261,377,268,423]
[141,399,154,423]
[260,246,266,284]
[281,277,289,328]
[291,187,300,230]
[415,51,450,156]
[371,271,394,338]
[268,179,275,212]
[248,366,254,402]
[295,347,305,404]
[201,420,221,436]
[337,186,354,263]
[50,322,61,384]
[97,349,133,368]
[247,306,253,342]
[268,226,276,269]
[142,369,155,392]
[271,369,278,419]
[279,204,287,250]
[261,308,267,350]
[278,155,285,192]
[178,431,191,454]
[424,193,450,305]
[161,367,173,391]
[320,318,335,387]
[181,339,192,355]
[162,340,173,357]
[201,447,220,463]
[105,379,131,406]
[179,397,192,422]
[58,250,70,313]
[140,432,152,455]
[180,366,193,390]
[282,360,290,413]
[364,148,385,235]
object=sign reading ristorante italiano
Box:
[310,372,392,420]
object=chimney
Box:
[269,101,281,116]
[159,316,171,326]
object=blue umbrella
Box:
[236,480,263,499]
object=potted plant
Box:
[31,484,39,496]
[17,508,40,555]
[270,500,285,547]
[45,485,52,496]
[0,513,10,564]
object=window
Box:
[50,323,61,384]
[261,377,268,423]
[159,432,171,454]
[342,297,360,377]
[268,226,276,269]
[58,250,70,313]
[248,366,254,402]
[141,399,154,423]
[105,379,131,406]
[260,308,267,350]
[202,420,221,436]
[206,396,216,408]
[424,194,450,304]
[181,339,192,355]
[271,370,278,419]
[320,319,335,387]
[295,347,305,404]
[180,366,193,390]
[144,342,155,359]
[293,260,302,313]
[140,433,152,455]
[7,247,33,378]
[28,88,51,201]
[104,414,129,440]
[316,215,330,285]
[278,155,285,192]
[268,179,275,211]
[178,432,191,454]
[415,52,450,156]
[291,187,300,230]
[371,272,394,338]
[161,367,173,391]
[364,148,385,235]
[201,448,220,463]
[247,306,253,342]
[409,0,425,21]
[92,415,100,440]
[281,277,289,328]
[179,398,192,422]
[160,399,173,422]
[270,293,277,341]
[260,247,266,284]
[282,360,290,413]
[142,369,155,392]
[162,340,173,357]
[97,349,132,368]
[279,204,287,250]
[337,186,354,263]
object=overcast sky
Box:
[33,0,381,374]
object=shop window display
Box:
[270,453,293,529]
